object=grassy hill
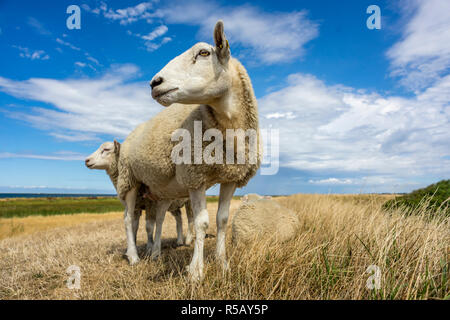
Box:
[383,180,450,217]
[1,194,448,300]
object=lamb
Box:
[84,141,194,257]
[232,197,299,244]
[118,21,261,281]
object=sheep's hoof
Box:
[187,263,204,282]
[127,254,140,266]
[151,254,160,261]
[176,239,184,247]
[150,251,161,261]
[144,247,152,257]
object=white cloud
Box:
[0,64,161,141]
[50,132,100,142]
[128,25,172,52]
[309,178,354,185]
[12,46,49,60]
[387,0,450,91]
[265,112,296,120]
[1,2,449,192]
[81,4,100,15]
[27,17,51,36]
[259,72,450,186]
[0,151,86,161]
[159,1,318,64]
[307,176,421,190]
[87,1,158,25]
[141,25,168,41]
[11,185,49,189]
[144,36,172,52]
[56,38,81,51]
[55,37,101,68]
[86,0,318,63]
[1,65,448,189]
[0,65,447,193]
[105,2,155,24]
[86,54,100,65]
[30,51,49,60]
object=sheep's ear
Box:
[113,140,120,155]
[214,20,230,63]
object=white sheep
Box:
[85,141,194,257]
[241,194,273,203]
[232,197,299,244]
[118,21,261,281]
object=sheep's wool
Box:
[117,58,261,200]
[232,198,300,244]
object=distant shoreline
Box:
[0,193,117,199]
[0,192,400,200]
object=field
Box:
[0,194,448,300]
[0,197,124,218]
[0,195,237,219]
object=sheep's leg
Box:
[144,203,156,256]
[151,200,171,259]
[185,200,194,246]
[216,182,236,272]
[188,187,209,282]
[132,208,141,244]
[171,209,184,246]
[124,188,140,265]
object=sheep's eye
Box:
[103,149,110,153]
[198,50,210,57]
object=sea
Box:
[0,193,116,199]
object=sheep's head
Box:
[85,140,120,170]
[150,20,231,107]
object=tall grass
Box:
[0,194,448,299]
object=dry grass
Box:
[0,212,122,240]
[0,194,448,300]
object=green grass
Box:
[383,179,450,217]
[0,197,124,218]
[0,195,225,218]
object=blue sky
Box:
[0,0,449,195]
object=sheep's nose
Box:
[85,159,90,166]
[150,76,164,89]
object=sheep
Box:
[231,197,299,244]
[241,194,272,203]
[84,141,194,260]
[118,20,261,281]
